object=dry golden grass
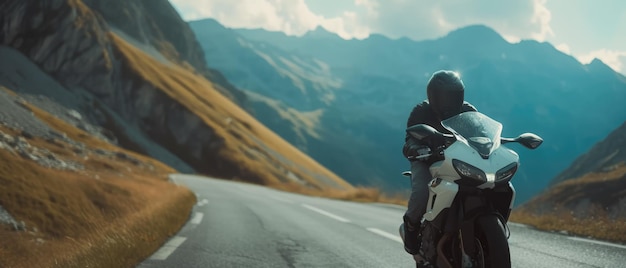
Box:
[510,209,626,244]
[511,163,626,244]
[108,31,354,191]
[0,93,196,267]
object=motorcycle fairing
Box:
[423,182,515,229]
[441,111,502,159]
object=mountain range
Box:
[1,1,626,263]
[189,18,626,203]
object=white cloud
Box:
[169,0,550,42]
[319,12,370,39]
[169,0,371,39]
[577,49,626,74]
[169,0,321,35]
[315,0,546,42]
[354,0,378,16]
[555,43,571,55]
[529,0,554,41]
[168,0,625,75]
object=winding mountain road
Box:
[138,174,626,268]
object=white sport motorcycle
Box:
[402,111,543,268]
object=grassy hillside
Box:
[0,88,197,267]
[511,163,626,243]
[109,31,354,191]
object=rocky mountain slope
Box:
[550,121,626,185]
[511,121,626,243]
[521,120,626,214]
[0,0,353,191]
[189,18,626,202]
[0,84,197,267]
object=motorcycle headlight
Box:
[496,163,518,182]
[452,159,487,183]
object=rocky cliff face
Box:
[1,0,194,172]
[82,0,206,72]
[79,0,247,105]
[0,0,352,190]
[1,0,245,113]
[1,0,115,97]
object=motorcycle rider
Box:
[399,70,477,259]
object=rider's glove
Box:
[403,139,432,161]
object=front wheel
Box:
[474,214,511,268]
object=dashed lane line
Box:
[197,199,209,206]
[149,236,187,260]
[367,228,403,243]
[190,212,204,224]
[302,204,351,223]
[300,204,404,244]
[149,212,204,261]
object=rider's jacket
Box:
[403,100,477,163]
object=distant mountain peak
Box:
[443,24,506,43]
[367,33,391,41]
[191,18,223,28]
[587,58,613,71]
[304,25,339,39]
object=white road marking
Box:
[149,236,187,260]
[190,212,204,224]
[568,236,626,250]
[197,199,209,206]
[302,204,351,223]
[367,228,403,243]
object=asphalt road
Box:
[138,174,626,268]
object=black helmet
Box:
[426,70,465,120]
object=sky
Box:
[169,0,626,76]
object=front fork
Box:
[423,181,515,265]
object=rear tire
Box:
[475,215,511,268]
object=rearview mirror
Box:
[406,124,440,140]
[516,133,543,149]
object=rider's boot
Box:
[399,217,421,255]
[400,218,432,267]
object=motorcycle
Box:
[401,111,543,268]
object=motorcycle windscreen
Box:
[441,111,503,158]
